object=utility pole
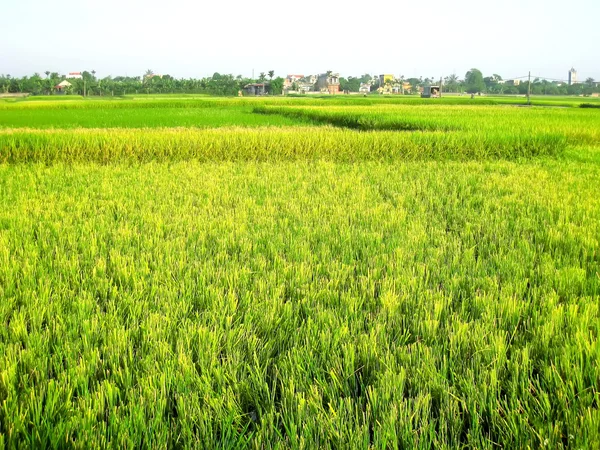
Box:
[83,79,86,97]
[527,71,531,105]
[439,76,443,98]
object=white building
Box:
[568,67,578,85]
[359,83,371,93]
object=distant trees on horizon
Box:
[1,69,598,97]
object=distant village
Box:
[1,68,599,98]
[255,68,598,97]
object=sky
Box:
[1,0,599,82]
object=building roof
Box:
[55,80,72,88]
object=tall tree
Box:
[268,70,274,80]
[465,68,485,94]
[268,77,284,95]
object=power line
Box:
[497,74,596,84]
[502,75,530,80]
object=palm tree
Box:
[259,72,266,82]
[444,73,459,93]
[45,71,50,78]
[268,70,274,80]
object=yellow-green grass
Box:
[0,126,567,163]
[0,157,599,448]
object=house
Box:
[244,83,266,96]
[315,72,340,94]
[54,80,72,95]
[68,72,82,79]
[298,82,315,93]
[359,83,371,93]
[379,74,394,86]
[505,79,520,86]
[377,75,409,94]
[284,74,304,89]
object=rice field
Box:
[0,96,599,448]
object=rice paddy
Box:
[0,96,599,448]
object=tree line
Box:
[1,68,598,97]
[0,70,285,97]
[341,69,599,96]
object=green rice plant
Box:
[0,157,598,448]
[0,98,598,448]
[255,104,600,145]
[0,106,309,129]
[0,126,567,164]
[0,95,563,112]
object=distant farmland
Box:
[0,95,599,448]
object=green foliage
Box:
[444,74,461,93]
[268,77,285,96]
[340,76,362,92]
[465,68,486,94]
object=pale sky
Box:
[1,0,599,81]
